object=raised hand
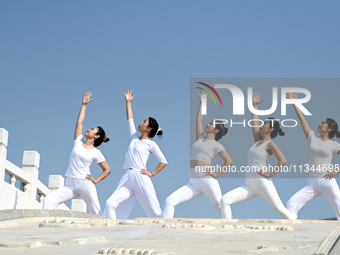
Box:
[197,90,210,104]
[253,92,264,106]
[123,89,136,102]
[286,92,297,100]
[82,92,93,105]
[286,91,311,139]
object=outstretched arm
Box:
[74,92,93,140]
[286,92,311,139]
[196,91,210,140]
[252,92,264,142]
[123,89,136,120]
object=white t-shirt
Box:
[245,140,272,179]
[65,135,106,179]
[307,130,340,174]
[190,134,225,164]
[123,119,167,170]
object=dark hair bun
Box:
[336,131,340,139]
[268,117,285,139]
[104,136,110,143]
[156,129,163,136]
[278,128,285,136]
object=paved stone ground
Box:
[0,210,340,255]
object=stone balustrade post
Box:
[48,175,65,191]
[22,151,40,208]
[71,199,87,212]
[0,128,8,210]
[43,175,65,205]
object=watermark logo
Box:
[200,84,311,116]
[196,82,223,106]
[196,82,223,116]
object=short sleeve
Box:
[214,142,225,154]
[150,142,168,164]
[74,135,84,144]
[94,150,106,163]
[308,130,315,141]
[334,142,340,155]
[127,119,138,139]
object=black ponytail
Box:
[267,117,285,139]
[148,117,163,138]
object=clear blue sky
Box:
[1,0,340,219]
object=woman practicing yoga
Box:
[286,92,340,220]
[162,91,232,218]
[220,92,294,219]
[43,92,110,215]
[103,90,167,219]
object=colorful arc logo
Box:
[196,82,223,106]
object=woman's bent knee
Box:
[221,195,232,205]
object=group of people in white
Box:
[43,89,340,220]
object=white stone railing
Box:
[0,128,87,212]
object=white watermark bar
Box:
[190,78,340,178]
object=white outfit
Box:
[162,134,225,218]
[65,135,105,179]
[286,130,340,220]
[190,134,225,164]
[221,140,294,219]
[43,135,106,215]
[244,140,272,179]
[43,177,101,214]
[103,119,167,219]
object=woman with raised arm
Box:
[43,92,110,215]
[162,91,232,218]
[286,92,340,220]
[103,89,167,219]
[220,92,294,219]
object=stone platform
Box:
[0,210,339,255]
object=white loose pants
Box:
[162,174,222,218]
[286,172,340,220]
[221,178,294,219]
[103,170,162,219]
[42,177,101,215]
